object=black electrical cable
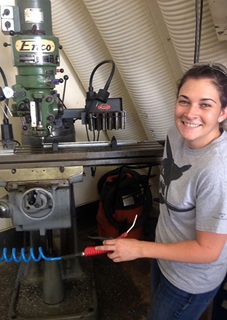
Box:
[85,124,96,141]
[194,0,204,64]
[96,129,100,141]
[0,66,9,123]
[88,60,115,92]
[85,60,116,150]
[0,67,8,87]
[57,96,67,109]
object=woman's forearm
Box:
[99,231,227,263]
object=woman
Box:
[96,63,227,320]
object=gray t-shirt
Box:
[156,125,227,294]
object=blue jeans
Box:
[147,260,220,320]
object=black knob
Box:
[5,21,11,30]
[3,42,11,47]
[3,9,10,16]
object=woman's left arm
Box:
[195,230,227,262]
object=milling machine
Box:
[0,1,163,319]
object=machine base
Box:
[8,258,98,320]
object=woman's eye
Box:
[178,100,189,105]
[200,103,211,109]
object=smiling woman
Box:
[175,79,226,149]
[175,63,227,149]
[96,63,227,320]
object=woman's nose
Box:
[184,104,198,118]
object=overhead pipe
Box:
[157,0,227,71]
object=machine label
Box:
[24,8,44,23]
[15,39,55,53]
[98,104,111,110]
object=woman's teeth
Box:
[183,122,200,128]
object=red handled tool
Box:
[62,214,138,258]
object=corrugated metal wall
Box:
[51,0,227,141]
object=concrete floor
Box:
[0,237,151,320]
[0,201,152,320]
[0,204,213,320]
[0,255,212,320]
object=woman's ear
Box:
[218,106,227,123]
